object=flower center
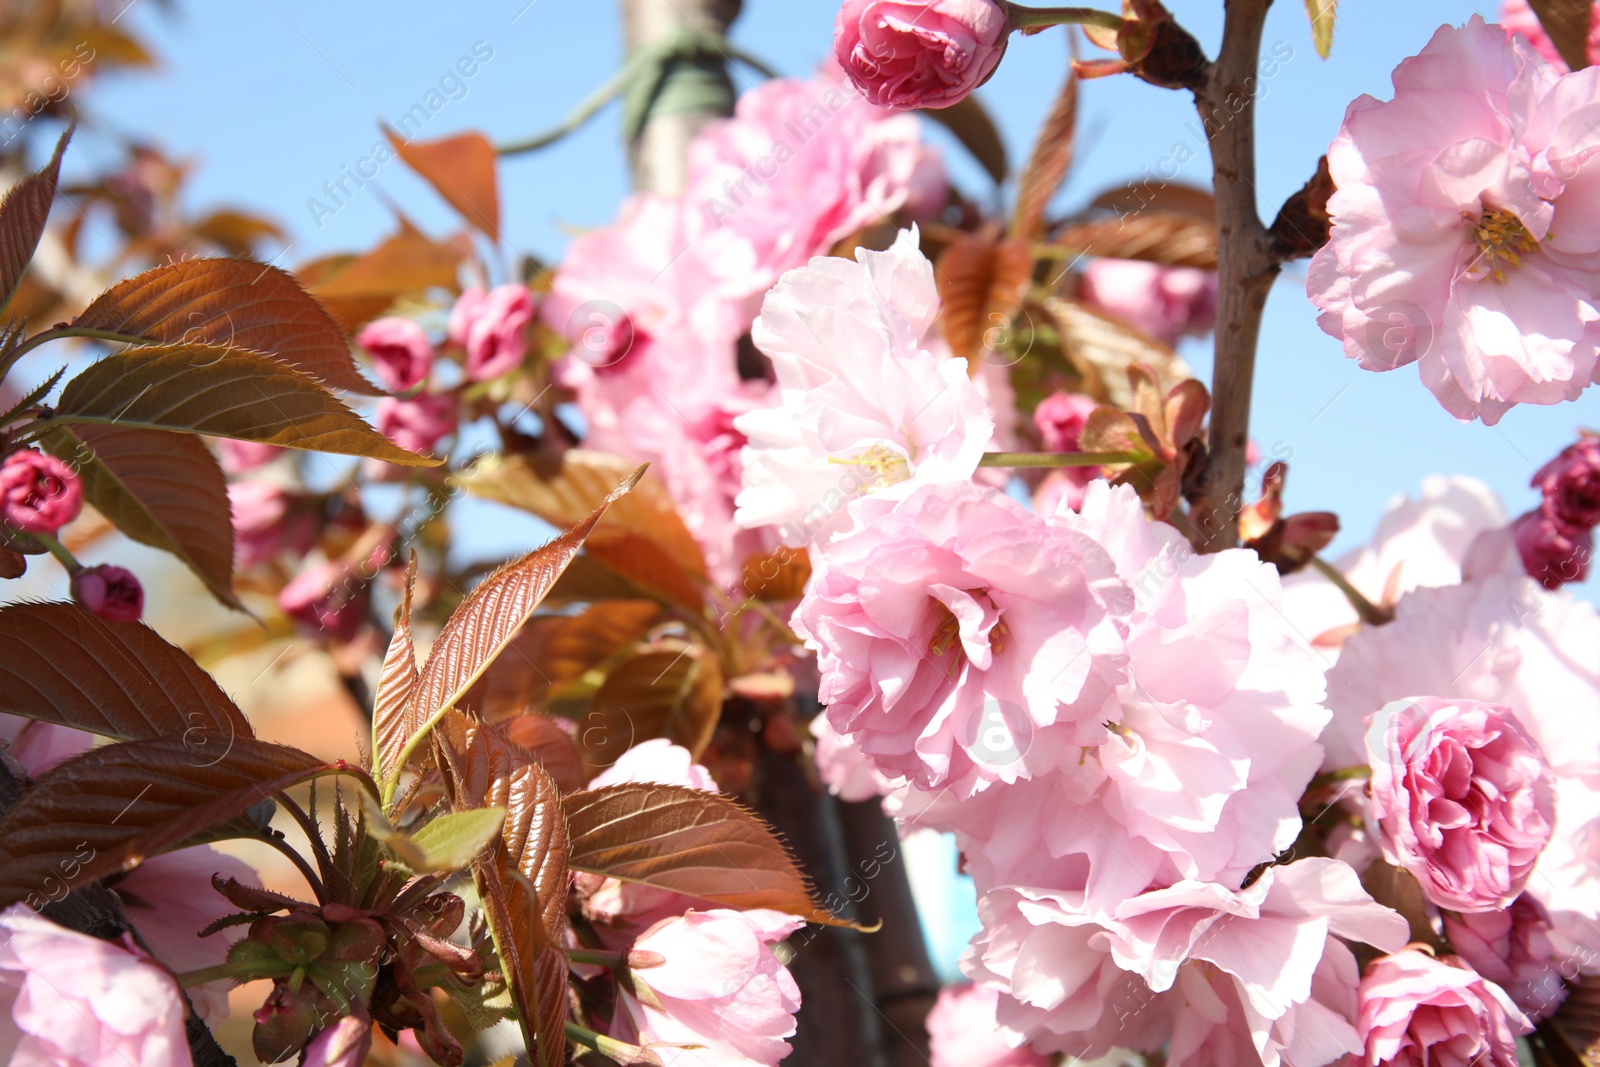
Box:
[925,590,1007,670]
[1467,208,1540,283]
[829,443,912,493]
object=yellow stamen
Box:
[1466,208,1541,284]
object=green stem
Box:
[30,530,80,574]
[5,325,149,365]
[978,450,1141,468]
[1309,556,1395,627]
[1007,4,1125,32]
[568,947,628,968]
[175,963,244,990]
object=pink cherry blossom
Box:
[589,738,718,792]
[1365,697,1555,912]
[0,903,194,1067]
[736,228,993,546]
[962,858,1409,1066]
[1533,436,1600,528]
[1502,0,1600,70]
[684,71,945,307]
[0,449,81,536]
[1321,570,1600,972]
[811,714,901,804]
[71,565,143,623]
[834,0,1011,110]
[611,908,804,1067]
[448,284,535,380]
[356,316,433,392]
[1357,949,1530,1067]
[117,846,261,1025]
[373,394,456,457]
[1080,259,1218,346]
[1442,895,1566,1021]
[927,983,1047,1067]
[796,480,1130,796]
[1280,477,1508,647]
[1308,17,1600,424]
[0,715,91,777]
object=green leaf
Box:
[49,344,436,465]
[364,795,509,873]
[1305,0,1338,59]
[41,424,242,611]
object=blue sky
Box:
[78,0,1590,572]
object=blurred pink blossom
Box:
[356,316,434,392]
[1501,0,1600,69]
[230,480,316,569]
[926,983,1047,1067]
[118,846,261,1025]
[0,715,92,777]
[216,438,284,474]
[301,1015,372,1067]
[611,908,804,1067]
[449,284,534,380]
[0,903,194,1067]
[0,449,81,535]
[1512,508,1592,588]
[1080,259,1217,346]
[374,394,456,457]
[1442,895,1566,1021]
[1532,436,1600,528]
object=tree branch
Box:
[1187,0,1280,552]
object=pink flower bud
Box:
[1532,437,1600,530]
[71,564,144,623]
[448,284,535,381]
[1512,509,1591,589]
[0,449,82,535]
[834,0,1011,110]
[1030,392,1097,453]
[1366,697,1555,912]
[229,480,316,569]
[374,394,457,457]
[1443,896,1566,1022]
[1358,949,1530,1067]
[356,316,434,393]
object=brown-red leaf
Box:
[70,258,377,394]
[562,783,846,926]
[0,601,252,746]
[0,124,69,314]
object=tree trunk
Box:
[618,0,742,195]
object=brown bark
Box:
[1188,0,1281,552]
